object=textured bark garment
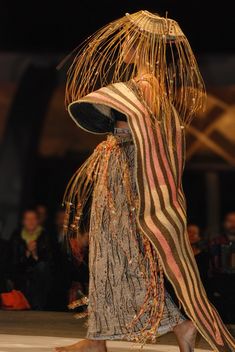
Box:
[66,81,235,352]
[85,128,186,342]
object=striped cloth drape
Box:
[68,82,235,352]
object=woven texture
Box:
[86,128,186,342]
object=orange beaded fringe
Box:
[63,134,165,346]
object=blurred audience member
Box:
[0,239,11,293]
[187,223,210,287]
[50,208,71,310]
[36,204,49,229]
[209,211,235,273]
[52,209,66,245]
[49,210,89,310]
[208,212,235,322]
[9,209,53,310]
[68,225,89,305]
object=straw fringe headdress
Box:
[62,9,206,127]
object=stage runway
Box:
[0,311,234,351]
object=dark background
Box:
[0,0,235,237]
[0,0,234,54]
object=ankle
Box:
[88,339,106,346]
[173,319,196,332]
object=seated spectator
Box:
[50,209,89,310]
[209,211,235,273]
[52,208,66,246]
[49,209,72,311]
[0,238,11,293]
[36,204,50,230]
[208,212,235,323]
[9,208,54,310]
[67,221,89,306]
[187,223,210,288]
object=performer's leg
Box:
[162,281,197,351]
[173,320,197,352]
[54,339,107,352]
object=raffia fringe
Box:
[63,134,165,345]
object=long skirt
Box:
[63,127,187,345]
[83,127,187,343]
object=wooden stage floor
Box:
[0,310,234,351]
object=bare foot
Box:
[54,339,107,352]
[173,319,197,352]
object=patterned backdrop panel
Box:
[186,86,235,165]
